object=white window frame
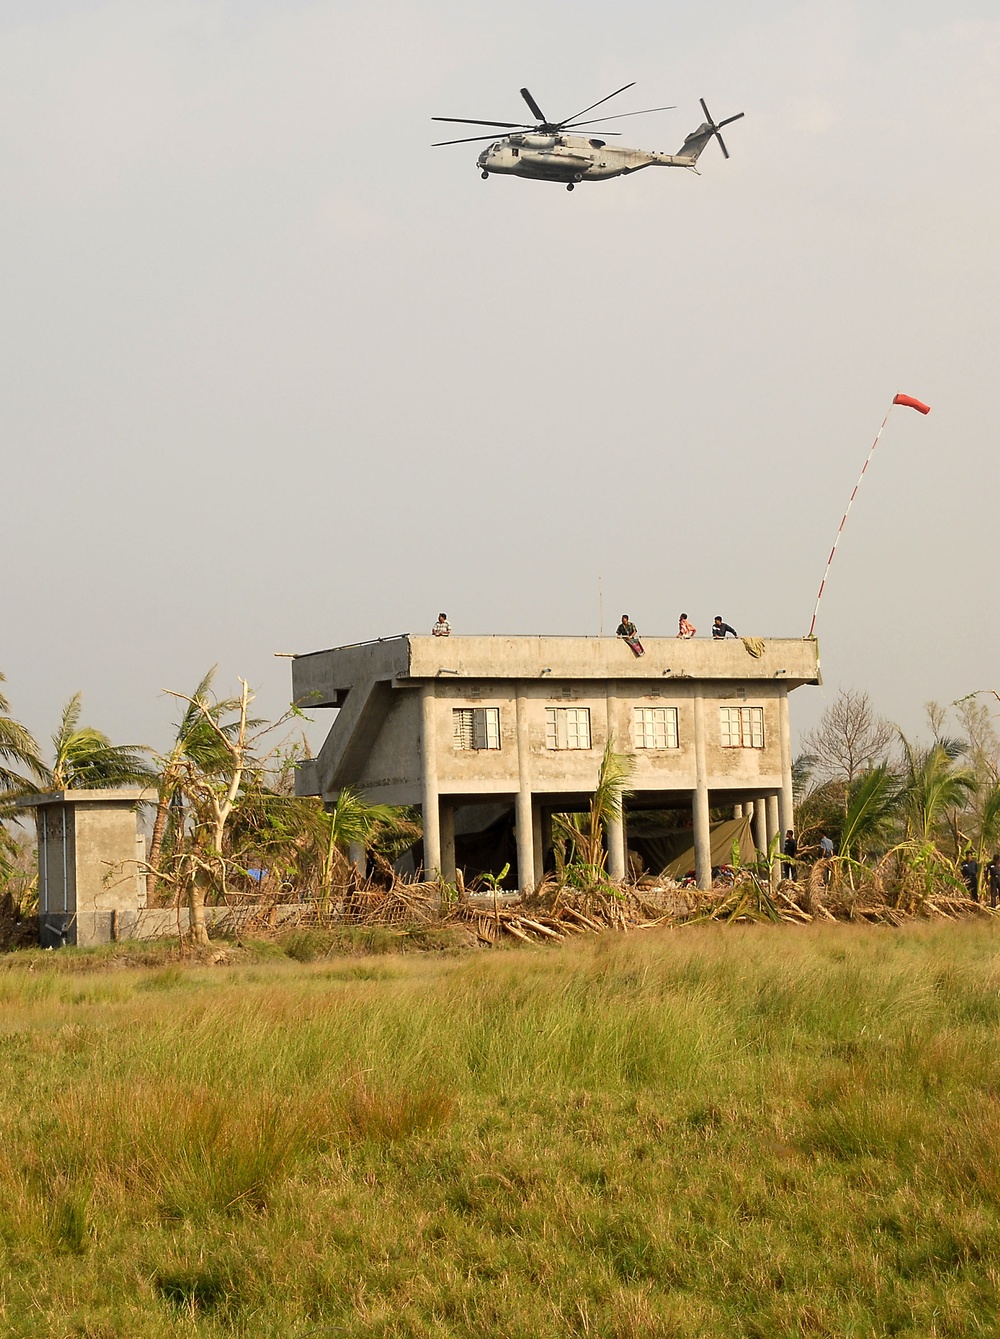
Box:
[453,707,501,751]
[545,706,592,750]
[720,705,765,749]
[633,706,679,750]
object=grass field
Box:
[3,923,1000,1337]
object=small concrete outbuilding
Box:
[20,789,150,947]
[292,634,820,890]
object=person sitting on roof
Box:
[432,613,451,636]
[616,613,645,657]
[677,613,697,639]
[712,616,738,639]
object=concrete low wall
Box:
[39,904,304,947]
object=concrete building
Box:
[293,635,820,889]
[20,789,151,946]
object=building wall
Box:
[419,678,784,798]
[351,689,423,804]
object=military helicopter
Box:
[433,83,744,191]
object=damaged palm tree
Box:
[554,739,634,891]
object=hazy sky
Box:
[2,0,998,762]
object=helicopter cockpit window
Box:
[511,145,518,156]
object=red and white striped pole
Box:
[807,394,930,638]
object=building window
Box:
[720,706,764,749]
[633,706,679,749]
[545,706,592,750]
[453,707,501,750]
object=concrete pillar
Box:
[607,811,627,880]
[766,793,780,849]
[604,681,626,880]
[440,804,456,883]
[778,688,795,838]
[531,803,544,886]
[420,684,441,878]
[692,689,712,888]
[733,803,744,819]
[348,842,367,877]
[515,688,536,892]
[753,798,768,859]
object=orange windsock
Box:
[893,393,931,414]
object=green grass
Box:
[3,923,1000,1335]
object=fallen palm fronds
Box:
[191,861,995,952]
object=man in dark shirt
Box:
[782,830,797,881]
[987,855,1000,909]
[960,853,980,902]
[712,616,738,639]
[616,614,644,657]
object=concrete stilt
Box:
[348,842,367,877]
[531,802,544,886]
[440,804,456,883]
[778,689,795,838]
[753,797,768,859]
[515,689,535,892]
[607,811,626,879]
[693,690,712,887]
[420,685,441,878]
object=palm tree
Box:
[49,693,155,791]
[899,737,978,850]
[145,668,249,902]
[839,765,903,863]
[0,672,46,797]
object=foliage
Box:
[48,692,155,791]
[0,671,46,797]
[801,687,894,782]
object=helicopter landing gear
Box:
[566,172,583,191]
[481,171,489,179]
[566,182,574,191]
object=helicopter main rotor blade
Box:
[520,87,548,123]
[559,81,635,126]
[431,116,528,129]
[562,103,676,130]
[432,132,512,146]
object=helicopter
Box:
[433,83,744,191]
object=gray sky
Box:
[2,0,998,761]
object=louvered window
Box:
[633,706,679,749]
[720,706,764,749]
[452,707,501,750]
[545,706,592,750]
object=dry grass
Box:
[2,922,1000,1334]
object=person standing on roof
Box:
[432,613,451,637]
[712,616,738,639]
[677,613,697,639]
[616,613,644,657]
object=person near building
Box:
[615,614,644,657]
[960,852,981,902]
[782,830,797,881]
[677,613,697,639]
[712,616,739,639]
[432,613,451,637]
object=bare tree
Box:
[801,689,895,783]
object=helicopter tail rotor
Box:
[698,97,744,159]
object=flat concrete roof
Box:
[17,788,155,807]
[293,634,821,697]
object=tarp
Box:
[661,813,756,880]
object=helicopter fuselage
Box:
[476,132,689,184]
